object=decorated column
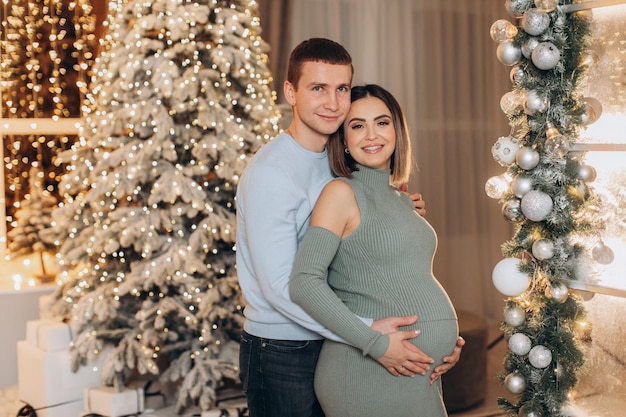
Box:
[485,0,612,415]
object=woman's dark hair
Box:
[328,84,413,185]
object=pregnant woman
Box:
[290,84,459,417]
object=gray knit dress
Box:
[290,165,458,417]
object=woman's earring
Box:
[344,147,350,154]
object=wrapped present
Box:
[16,399,83,417]
[83,386,145,417]
[25,319,72,351]
[17,340,102,409]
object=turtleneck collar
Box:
[351,164,392,188]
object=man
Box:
[236,38,463,417]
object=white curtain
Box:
[289,0,514,321]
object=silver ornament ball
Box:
[502,199,525,223]
[581,97,603,125]
[504,372,527,394]
[505,0,530,17]
[516,147,540,170]
[592,241,615,264]
[509,332,532,355]
[532,239,555,260]
[504,305,526,327]
[512,175,533,198]
[497,41,522,66]
[577,164,597,182]
[510,65,526,84]
[521,9,550,36]
[545,281,569,303]
[521,37,540,59]
[521,190,553,222]
[532,42,561,70]
[528,345,552,368]
[524,90,549,115]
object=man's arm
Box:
[239,163,343,340]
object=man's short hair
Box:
[287,38,353,89]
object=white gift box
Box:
[25,319,72,351]
[17,340,102,408]
[83,386,145,417]
[18,399,84,417]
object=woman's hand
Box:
[429,336,465,384]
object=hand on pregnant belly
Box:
[429,336,465,384]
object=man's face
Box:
[286,61,352,137]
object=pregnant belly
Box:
[409,318,459,365]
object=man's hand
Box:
[372,315,434,377]
[429,336,465,384]
[399,184,426,217]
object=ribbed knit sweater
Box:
[290,165,458,417]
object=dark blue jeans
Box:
[239,331,325,417]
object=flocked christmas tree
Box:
[485,0,612,416]
[40,0,280,411]
[8,166,58,280]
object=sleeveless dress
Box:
[290,165,458,417]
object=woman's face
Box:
[344,96,396,170]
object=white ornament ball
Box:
[521,37,540,59]
[497,41,522,66]
[528,345,552,368]
[524,90,549,115]
[492,135,521,166]
[504,372,527,394]
[509,332,532,355]
[545,281,569,303]
[592,241,615,264]
[502,199,525,223]
[516,147,540,170]
[504,305,526,327]
[521,190,553,221]
[492,258,531,296]
[512,175,533,198]
[532,239,555,260]
[577,164,597,182]
[532,42,561,70]
[485,175,511,199]
[521,9,550,36]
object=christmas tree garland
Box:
[486,1,608,416]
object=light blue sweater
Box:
[235,132,340,341]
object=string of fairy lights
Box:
[0,0,96,255]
